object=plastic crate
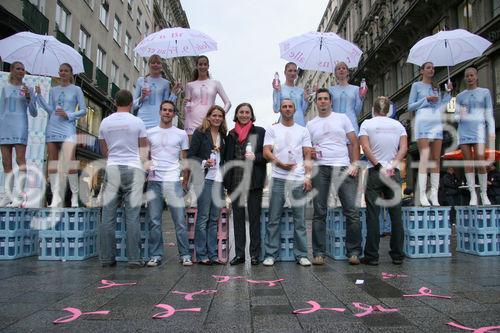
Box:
[456,228,499,256]
[115,235,148,262]
[0,230,38,260]
[115,208,148,233]
[326,208,367,235]
[455,206,500,230]
[402,207,451,232]
[326,232,347,260]
[260,208,296,261]
[403,231,452,258]
[38,232,66,260]
[260,208,294,237]
[0,209,36,232]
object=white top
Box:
[264,122,311,181]
[205,149,223,182]
[306,112,354,166]
[99,112,147,170]
[147,126,189,181]
[358,116,407,168]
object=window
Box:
[83,0,93,10]
[383,71,391,96]
[55,2,71,35]
[396,59,404,89]
[113,16,121,43]
[127,0,133,15]
[137,8,142,32]
[97,46,106,70]
[133,49,139,69]
[494,55,500,105]
[495,0,500,16]
[123,74,130,90]
[145,22,150,36]
[78,27,91,56]
[99,3,109,28]
[111,62,119,85]
[29,0,45,12]
[457,0,478,31]
[124,32,131,58]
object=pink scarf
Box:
[234,122,253,144]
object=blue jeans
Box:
[265,178,308,259]
[195,179,223,261]
[99,165,145,264]
[147,181,190,261]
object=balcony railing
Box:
[95,68,109,93]
[110,83,120,99]
[22,0,48,35]
[55,28,74,48]
[79,51,93,81]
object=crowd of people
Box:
[0,55,496,268]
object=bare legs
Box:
[417,139,442,206]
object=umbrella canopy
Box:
[442,149,500,161]
[0,31,84,77]
[407,29,491,67]
[134,27,217,59]
[279,31,362,72]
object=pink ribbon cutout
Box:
[447,321,500,332]
[246,279,285,287]
[403,287,451,299]
[53,307,110,324]
[166,242,176,247]
[172,289,217,301]
[212,275,245,283]
[381,272,408,279]
[292,301,346,314]
[352,302,399,318]
[152,304,201,319]
[98,279,137,289]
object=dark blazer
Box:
[223,125,267,193]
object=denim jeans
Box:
[312,165,361,257]
[265,178,308,259]
[99,165,145,264]
[195,179,224,261]
[147,180,190,261]
[364,168,405,261]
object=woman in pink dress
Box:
[184,56,231,137]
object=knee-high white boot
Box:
[49,173,62,208]
[0,172,13,207]
[478,173,491,205]
[68,173,79,208]
[10,170,27,208]
[429,173,440,206]
[418,173,430,206]
[465,173,477,206]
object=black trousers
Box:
[232,188,263,258]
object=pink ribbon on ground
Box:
[447,321,500,332]
[246,279,285,287]
[152,304,201,319]
[97,279,137,289]
[212,275,245,283]
[381,272,408,279]
[403,287,451,299]
[166,242,176,247]
[52,307,110,324]
[352,302,399,318]
[292,301,346,314]
[172,289,217,301]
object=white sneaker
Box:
[147,258,161,267]
[297,257,312,266]
[262,257,275,266]
[182,258,193,266]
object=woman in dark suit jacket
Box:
[188,105,227,265]
[224,103,267,265]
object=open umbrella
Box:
[134,27,217,59]
[279,31,362,72]
[407,29,491,79]
[442,149,500,161]
[0,31,84,77]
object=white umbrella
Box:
[279,31,363,72]
[407,29,492,78]
[0,31,84,77]
[134,27,217,58]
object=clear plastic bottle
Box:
[272,72,281,90]
[143,77,150,96]
[209,151,217,168]
[245,141,252,155]
[359,78,368,97]
[287,149,295,163]
[314,143,322,160]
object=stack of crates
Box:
[455,206,500,256]
[115,208,149,261]
[184,207,229,262]
[402,207,451,258]
[325,208,366,260]
[37,208,99,260]
[260,208,295,261]
[0,209,38,259]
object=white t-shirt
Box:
[358,116,407,168]
[264,123,311,181]
[147,126,189,181]
[306,112,355,166]
[205,150,222,182]
[99,112,147,170]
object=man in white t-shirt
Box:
[307,88,362,266]
[145,100,192,267]
[359,96,407,266]
[262,98,313,267]
[98,89,148,268]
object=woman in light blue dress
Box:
[456,67,495,205]
[0,61,37,207]
[408,62,452,206]
[133,54,180,129]
[36,63,87,207]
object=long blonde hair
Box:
[8,61,24,84]
[200,105,227,136]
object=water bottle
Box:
[359,78,368,97]
[272,72,280,90]
[314,143,322,160]
[143,77,150,96]
[287,150,295,164]
[245,141,252,157]
[19,80,26,97]
[209,151,216,168]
